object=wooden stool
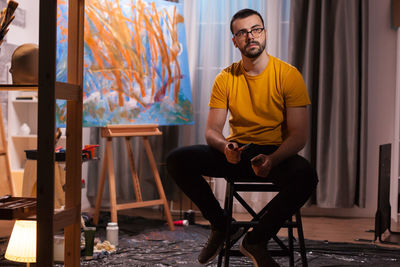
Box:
[218,177,308,267]
[93,125,174,231]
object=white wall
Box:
[6,0,39,45]
[303,0,398,218]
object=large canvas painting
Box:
[56,0,193,127]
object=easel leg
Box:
[142,136,174,231]
[125,137,143,202]
[93,143,108,225]
[106,138,118,223]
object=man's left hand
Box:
[251,154,273,177]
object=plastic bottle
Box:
[106,222,119,246]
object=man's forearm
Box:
[269,134,306,166]
[205,129,228,153]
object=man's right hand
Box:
[224,142,241,164]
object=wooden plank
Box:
[116,199,164,210]
[0,84,38,91]
[64,0,85,266]
[37,0,57,265]
[105,124,159,129]
[55,82,80,100]
[103,131,162,137]
[101,124,162,137]
[53,207,80,232]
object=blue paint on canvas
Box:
[56,0,193,127]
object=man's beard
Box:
[240,40,266,58]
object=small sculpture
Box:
[9,43,38,84]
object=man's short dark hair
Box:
[230,8,265,34]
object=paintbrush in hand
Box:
[0,0,18,46]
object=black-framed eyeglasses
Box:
[234,27,264,39]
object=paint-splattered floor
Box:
[1,214,400,266]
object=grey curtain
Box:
[86,126,179,208]
[289,0,368,208]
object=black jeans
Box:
[166,144,318,243]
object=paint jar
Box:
[54,235,65,262]
[106,222,119,247]
[184,209,196,225]
[84,227,96,259]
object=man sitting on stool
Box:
[167,8,318,266]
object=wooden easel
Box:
[0,104,14,196]
[93,124,174,231]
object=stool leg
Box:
[288,216,294,266]
[218,180,231,267]
[296,211,308,267]
[224,180,235,267]
[217,253,223,267]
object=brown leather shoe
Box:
[198,224,244,264]
[197,227,225,264]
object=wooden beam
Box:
[101,124,162,137]
[53,207,80,232]
[37,0,57,264]
[116,199,164,210]
[0,84,38,91]
[55,82,80,100]
[64,0,85,266]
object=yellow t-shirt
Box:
[209,55,310,145]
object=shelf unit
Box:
[0,0,83,264]
[0,0,84,266]
[8,91,38,171]
[7,93,66,176]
